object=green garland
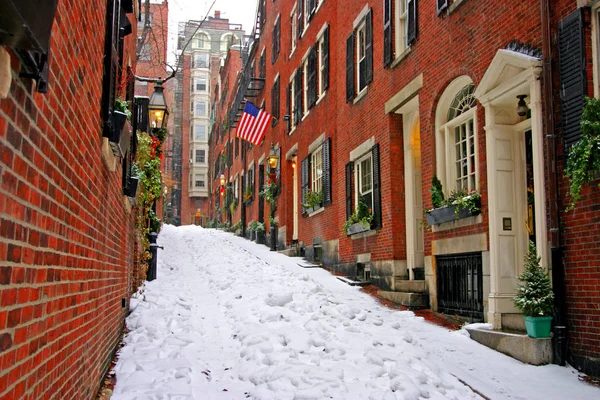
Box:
[565,97,600,210]
[133,131,165,275]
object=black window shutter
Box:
[308,45,317,109]
[272,78,280,126]
[365,9,373,85]
[322,137,332,205]
[323,26,330,90]
[308,0,317,20]
[437,0,448,16]
[101,0,121,138]
[271,25,276,64]
[287,82,292,133]
[298,0,304,39]
[559,8,586,148]
[371,143,382,229]
[276,19,281,59]
[345,162,353,218]
[252,161,256,193]
[407,0,418,45]
[383,0,392,68]
[346,32,356,103]
[301,157,310,214]
[294,67,303,124]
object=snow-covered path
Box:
[112,225,599,400]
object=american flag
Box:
[236,102,272,146]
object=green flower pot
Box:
[524,316,552,338]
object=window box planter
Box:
[346,221,371,235]
[256,231,266,245]
[244,196,253,206]
[123,176,139,198]
[426,199,481,226]
[303,203,323,215]
[108,111,130,157]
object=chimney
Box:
[214,10,221,19]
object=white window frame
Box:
[395,0,408,56]
[196,77,207,92]
[311,145,323,195]
[593,3,600,98]
[302,53,310,116]
[441,109,478,193]
[354,152,373,212]
[290,3,298,55]
[196,149,206,164]
[356,21,367,93]
[194,124,206,141]
[317,25,328,99]
[195,174,205,188]
[289,70,297,132]
[195,101,206,116]
[234,176,239,200]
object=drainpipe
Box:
[540,0,567,366]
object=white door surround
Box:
[293,156,299,241]
[474,49,547,329]
[397,96,424,280]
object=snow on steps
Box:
[377,290,429,308]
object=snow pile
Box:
[112,225,600,400]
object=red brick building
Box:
[212,0,600,376]
[0,0,143,397]
[175,12,244,226]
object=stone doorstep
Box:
[277,248,297,257]
[466,326,553,366]
[377,290,429,309]
[393,279,427,293]
[337,276,370,286]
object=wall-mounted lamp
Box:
[267,143,279,171]
[516,95,528,117]
[219,174,226,186]
[149,81,169,129]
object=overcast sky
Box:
[165,0,258,62]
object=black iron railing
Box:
[437,252,484,320]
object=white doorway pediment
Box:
[474,49,542,105]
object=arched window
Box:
[220,33,239,51]
[435,77,478,194]
[192,33,210,49]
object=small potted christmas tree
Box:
[514,241,554,338]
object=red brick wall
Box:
[552,1,600,373]
[0,2,138,398]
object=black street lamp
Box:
[148,81,169,129]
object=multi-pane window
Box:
[347,9,372,102]
[440,82,478,193]
[192,33,209,49]
[311,146,323,194]
[190,100,194,113]
[395,0,408,55]
[196,77,207,92]
[194,125,206,140]
[193,53,209,68]
[291,3,297,53]
[355,153,373,211]
[318,35,326,96]
[454,120,476,191]
[195,175,205,188]
[195,149,205,163]
[357,22,367,93]
[195,101,206,116]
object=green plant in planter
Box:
[430,176,445,209]
[247,220,257,232]
[447,189,481,218]
[565,97,600,210]
[303,190,323,210]
[114,98,132,120]
[255,221,266,233]
[243,186,253,202]
[514,241,554,316]
[514,241,554,338]
[229,199,238,215]
[343,197,374,234]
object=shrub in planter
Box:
[303,190,323,214]
[255,222,266,244]
[343,197,374,235]
[514,241,554,338]
[426,188,481,226]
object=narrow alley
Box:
[111,226,598,400]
